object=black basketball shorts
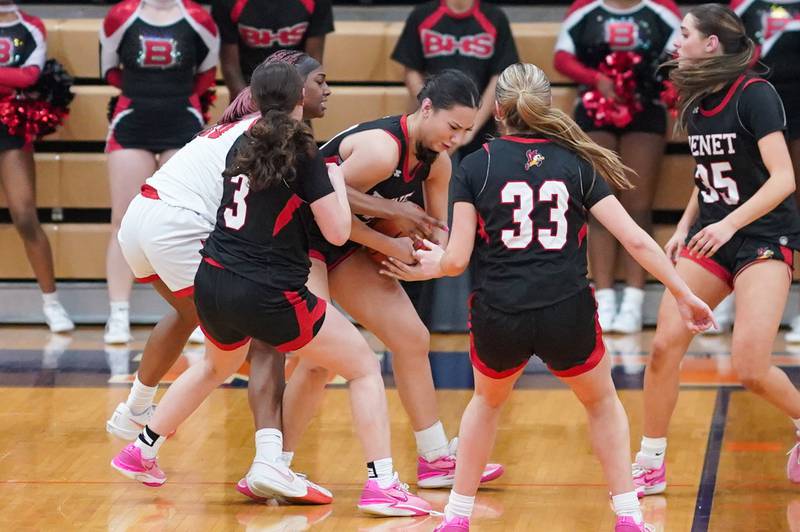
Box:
[681,226,794,288]
[468,286,605,379]
[194,258,326,352]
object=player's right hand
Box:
[390,202,448,241]
[664,228,688,264]
[383,236,416,265]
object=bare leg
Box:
[643,260,729,437]
[247,339,285,431]
[106,149,158,303]
[0,149,56,293]
[731,261,800,418]
[618,132,666,289]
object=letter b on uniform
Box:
[141,38,175,67]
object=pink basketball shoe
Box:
[787,438,800,483]
[110,443,165,487]
[632,460,666,496]
[433,515,470,531]
[358,473,431,517]
[418,438,504,488]
[615,516,653,532]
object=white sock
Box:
[280,451,294,467]
[612,491,642,523]
[637,436,667,469]
[444,490,475,520]
[42,292,59,305]
[415,420,449,461]
[134,425,166,459]
[110,301,130,314]
[254,428,282,463]
[126,375,157,416]
[367,457,394,488]
[792,418,800,435]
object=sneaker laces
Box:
[631,462,651,477]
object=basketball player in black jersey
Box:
[555,0,682,333]
[270,71,502,489]
[381,62,714,532]
[111,61,432,517]
[633,4,800,494]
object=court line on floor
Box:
[691,388,730,532]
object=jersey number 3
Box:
[224,175,250,230]
[501,181,568,250]
[696,162,739,205]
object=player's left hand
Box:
[685,219,736,258]
[379,240,445,281]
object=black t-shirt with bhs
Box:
[687,74,800,247]
[212,0,334,81]
[451,135,612,312]
[202,136,334,292]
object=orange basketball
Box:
[367,203,425,265]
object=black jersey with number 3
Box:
[320,115,431,216]
[451,136,613,312]
[201,137,334,291]
[687,75,800,246]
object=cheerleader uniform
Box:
[100,0,219,153]
[0,8,45,150]
[554,0,681,135]
[734,0,800,140]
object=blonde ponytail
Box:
[496,63,633,190]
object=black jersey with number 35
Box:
[687,75,800,246]
[201,136,334,291]
[451,136,613,312]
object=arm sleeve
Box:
[299,149,335,203]
[738,80,787,140]
[390,10,426,72]
[578,159,613,209]
[211,0,239,44]
[490,10,519,74]
[450,149,489,205]
[0,66,40,89]
[553,51,600,86]
[307,0,334,37]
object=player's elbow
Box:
[442,255,469,277]
[321,217,351,247]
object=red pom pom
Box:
[660,80,679,118]
[582,51,644,129]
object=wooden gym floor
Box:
[1,325,799,531]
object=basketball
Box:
[367,203,425,264]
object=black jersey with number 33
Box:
[201,136,334,292]
[451,136,613,312]
[687,74,800,246]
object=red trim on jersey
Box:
[398,114,413,183]
[472,3,497,39]
[199,323,251,351]
[441,0,479,20]
[230,0,249,24]
[203,256,226,269]
[172,285,195,298]
[743,77,767,90]
[193,68,217,96]
[275,293,327,352]
[729,0,747,10]
[103,0,139,37]
[577,223,588,246]
[649,0,682,18]
[679,248,733,288]
[184,0,218,36]
[309,249,325,262]
[135,273,160,284]
[106,68,123,89]
[482,143,489,153]
[106,96,132,153]
[0,66,40,89]
[419,5,448,34]
[324,155,340,165]
[273,194,304,236]
[476,212,490,243]
[554,50,601,87]
[298,0,315,14]
[549,307,605,378]
[500,135,550,144]
[699,74,746,117]
[140,184,160,200]
[564,0,600,18]
[18,11,46,38]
